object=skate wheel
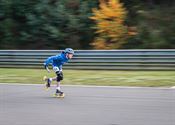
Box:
[52,94,57,97]
[44,87,50,91]
[59,93,65,98]
[43,76,47,81]
[52,93,65,98]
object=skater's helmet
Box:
[64,48,74,55]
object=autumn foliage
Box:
[90,0,129,49]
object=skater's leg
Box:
[55,81,62,94]
[45,77,56,86]
[52,66,64,95]
[54,80,64,97]
[56,81,61,90]
[51,77,57,81]
[44,76,52,88]
[55,71,64,95]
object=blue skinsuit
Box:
[44,52,69,70]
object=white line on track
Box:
[0,83,174,90]
[171,86,175,89]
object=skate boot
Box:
[43,76,51,91]
[53,89,65,98]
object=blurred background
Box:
[0,0,175,50]
[0,0,175,87]
[1,1,175,124]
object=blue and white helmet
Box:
[64,48,74,54]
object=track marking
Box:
[0,82,174,90]
[171,86,175,89]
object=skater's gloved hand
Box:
[46,67,50,73]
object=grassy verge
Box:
[0,68,175,87]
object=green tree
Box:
[121,0,175,49]
[0,0,98,49]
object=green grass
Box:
[0,68,175,87]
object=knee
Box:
[56,71,63,81]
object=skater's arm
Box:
[58,65,63,72]
[44,56,56,66]
[44,56,56,72]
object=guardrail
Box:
[0,50,175,70]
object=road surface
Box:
[0,84,174,125]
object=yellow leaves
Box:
[91,38,107,49]
[97,21,110,30]
[90,0,129,49]
[91,0,126,21]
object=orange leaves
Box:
[90,0,129,49]
[91,0,126,21]
[91,38,107,49]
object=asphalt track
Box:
[0,84,175,125]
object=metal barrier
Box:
[0,50,175,70]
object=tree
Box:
[90,0,130,49]
[0,0,98,49]
[122,1,175,49]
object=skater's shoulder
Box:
[55,51,64,56]
[60,52,68,60]
[54,52,66,60]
